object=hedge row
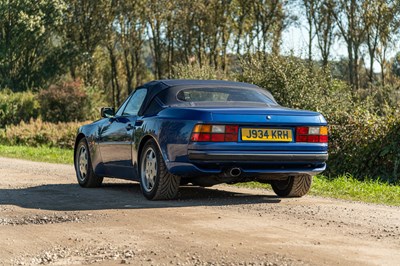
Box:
[0,81,106,127]
[0,119,86,149]
[0,89,40,128]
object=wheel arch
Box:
[137,134,166,167]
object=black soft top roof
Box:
[146,79,259,88]
[138,79,275,115]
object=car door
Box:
[99,88,147,178]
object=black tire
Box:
[75,138,103,188]
[271,174,312,197]
[139,139,181,200]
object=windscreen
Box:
[170,87,277,107]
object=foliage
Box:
[0,144,73,164]
[238,54,355,123]
[328,106,400,183]
[85,86,109,121]
[0,0,67,91]
[392,52,400,78]
[0,0,399,98]
[0,89,40,128]
[38,81,91,123]
[0,118,86,149]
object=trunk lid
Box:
[195,107,326,126]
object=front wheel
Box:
[271,174,312,197]
[139,139,181,200]
[75,138,103,188]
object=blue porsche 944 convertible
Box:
[74,79,328,200]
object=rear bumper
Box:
[166,161,326,177]
[188,151,328,162]
[167,150,327,177]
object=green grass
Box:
[310,175,400,206]
[0,145,73,164]
[237,175,400,206]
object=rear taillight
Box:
[296,126,328,143]
[191,124,239,142]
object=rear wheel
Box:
[139,139,181,200]
[75,138,103,187]
[271,174,312,197]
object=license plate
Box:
[241,128,293,142]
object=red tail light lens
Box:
[296,127,309,135]
[191,124,238,142]
[226,125,239,133]
[191,133,211,142]
[211,133,225,142]
[319,135,328,143]
[296,126,328,143]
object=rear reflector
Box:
[191,124,238,142]
[296,126,328,143]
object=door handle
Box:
[126,124,134,131]
[135,120,143,127]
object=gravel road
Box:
[0,157,399,266]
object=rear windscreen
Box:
[175,87,276,105]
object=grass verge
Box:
[311,175,400,206]
[237,175,400,206]
[0,145,73,164]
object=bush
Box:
[238,55,355,117]
[0,89,40,128]
[38,81,91,123]
[0,118,87,149]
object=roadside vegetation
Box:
[238,176,400,206]
[0,145,73,164]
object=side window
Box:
[122,89,147,116]
[115,95,132,117]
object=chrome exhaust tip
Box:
[229,167,242,177]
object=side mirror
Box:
[101,107,115,118]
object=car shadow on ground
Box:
[0,181,281,211]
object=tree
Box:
[0,0,67,91]
[303,0,316,62]
[363,0,399,84]
[313,0,335,68]
[332,0,368,89]
[391,52,400,78]
[146,0,167,79]
[116,0,147,93]
[63,0,110,86]
[374,1,400,85]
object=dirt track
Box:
[0,157,399,266]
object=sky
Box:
[280,6,398,73]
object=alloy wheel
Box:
[141,147,158,192]
[77,145,88,182]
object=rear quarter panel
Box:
[138,108,210,163]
